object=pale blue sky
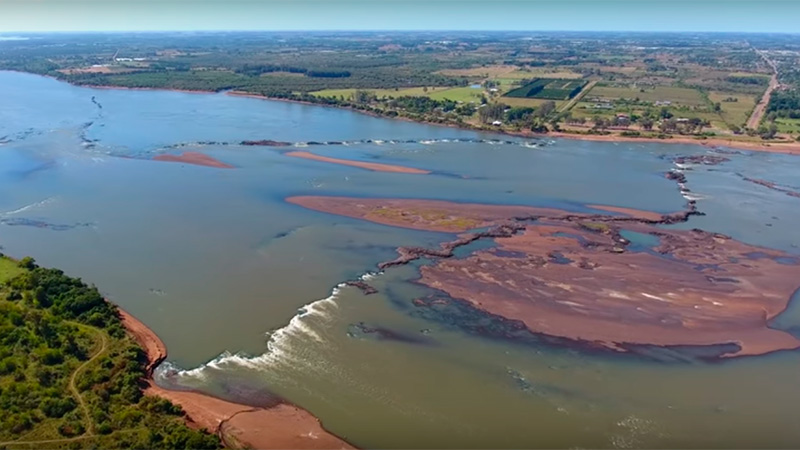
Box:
[0,0,798,33]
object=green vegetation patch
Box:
[504,78,587,100]
[0,255,220,449]
[587,84,707,107]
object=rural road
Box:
[746,49,779,130]
[560,80,597,113]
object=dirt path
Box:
[746,49,779,130]
[0,429,141,447]
[69,324,108,436]
[559,80,597,113]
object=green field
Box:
[427,87,484,102]
[708,91,756,127]
[310,86,483,102]
[587,84,707,107]
[0,257,23,283]
[502,97,565,109]
[505,78,587,100]
[775,118,800,134]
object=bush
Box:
[41,397,77,418]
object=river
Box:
[1,71,800,448]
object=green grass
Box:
[310,86,464,100]
[427,87,484,102]
[775,118,800,134]
[502,97,564,109]
[587,84,707,107]
[708,91,756,127]
[0,257,23,284]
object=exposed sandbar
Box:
[118,308,353,449]
[586,204,665,221]
[153,151,235,169]
[286,151,430,174]
[286,195,565,232]
[288,195,800,357]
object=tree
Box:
[640,118,654,130]
[534,101,556,119]
[478,103,506,124]
[592,117,609,131]
[352,90,373,104]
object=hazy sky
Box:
[1,0,798,33]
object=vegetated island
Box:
[287,196,800,358]
[0,255,351,449]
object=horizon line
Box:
[2,29,799,35]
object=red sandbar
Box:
[153,152,235,169]
[286,151,430,174]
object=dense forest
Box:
[0,255,221,449]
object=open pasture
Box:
[587,84,707,107]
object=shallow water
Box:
[2,71,800,448]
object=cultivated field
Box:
[505,78,587,100]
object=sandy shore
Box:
[153,151,235,169]
[286,150,430,174]
[117,308,353,449]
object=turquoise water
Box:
[2,71,800,448]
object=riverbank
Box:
[11,71,800,156]
[223,90,800,155]
[117,308,354,449]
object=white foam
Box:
[682,192,705,201]
[360,271,383,281]
[160,275,379,379]
[1,197,57,217]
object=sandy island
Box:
[288,195,800,358]
[118,309,353,449]
[153,152,235,169]
[286,151,430,174]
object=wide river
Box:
[2,71,800,448]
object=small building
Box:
[593,103,613,110]
[492,120,503,126]
[676,118,690,123]
[654,100,672,106]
